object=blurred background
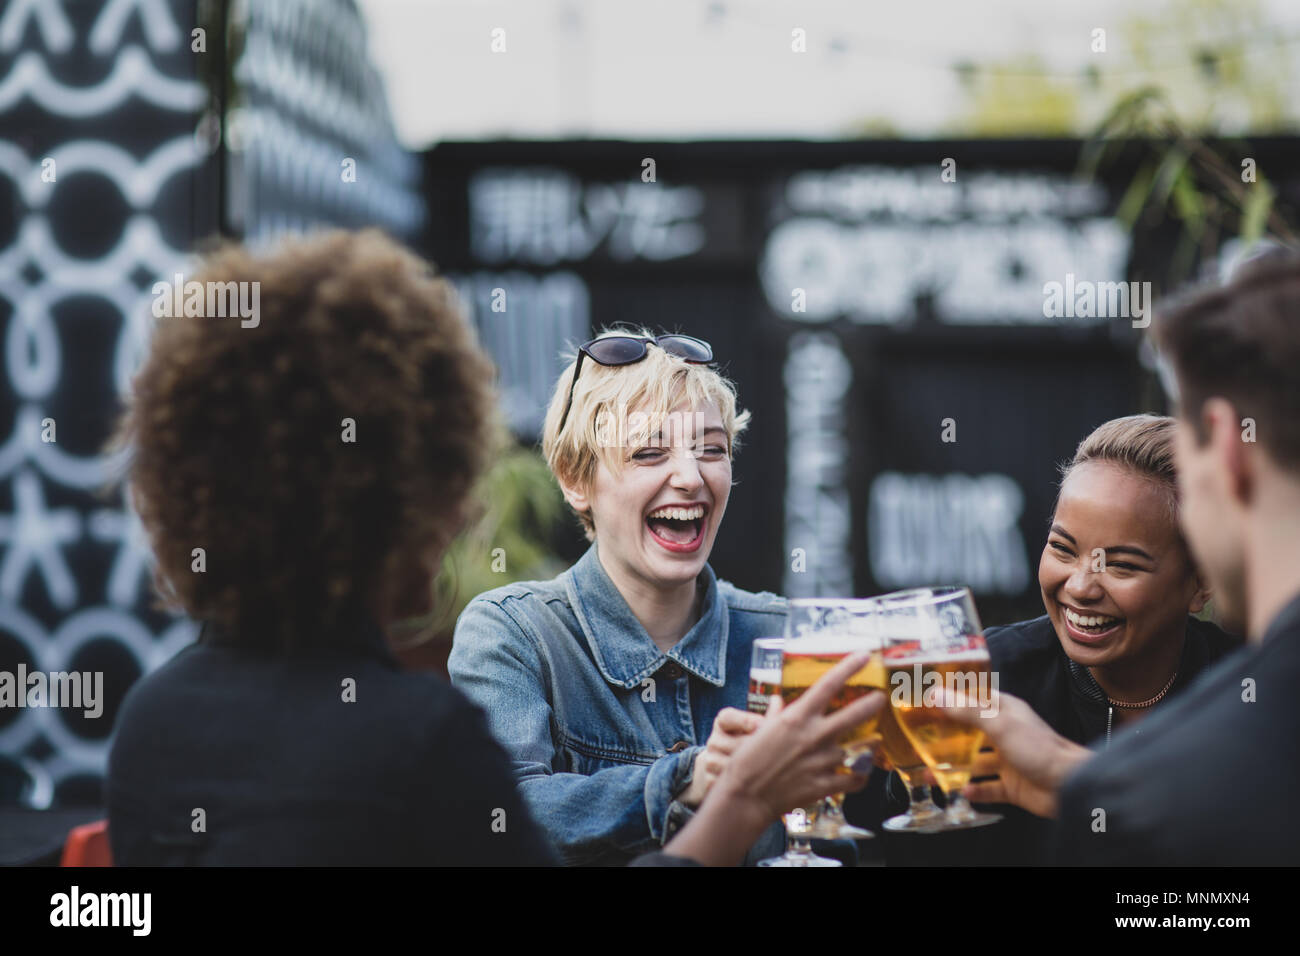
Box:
[1,0,1298,838]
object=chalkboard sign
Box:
[421,138,1300,625]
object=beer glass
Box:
[874,587,1001,830]
[876,700,944,832]
[751,638,842,867]
[780,599,882,841]
[747,638,783,715]
[860,598,944,831]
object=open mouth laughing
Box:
[645,502,708,553]
[1059,603,1126,643]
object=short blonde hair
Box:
[1060,414,1179,527]
[541,327,751,541]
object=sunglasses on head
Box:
[557,334,715,435]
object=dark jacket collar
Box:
[563,542,727,689]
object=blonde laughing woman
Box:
[448,329,854,865]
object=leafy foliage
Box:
[1083,85,1295,287]
[395,442,567,647]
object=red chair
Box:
[61,820,113,867]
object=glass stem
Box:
[784,808,816,858]
[946,792,975,822]
[789,828,813,857]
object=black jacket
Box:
[1053,592,1300,865]
[107,618,561,865]
[985,613,1241,749]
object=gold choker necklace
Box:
[1108,669,1178,710]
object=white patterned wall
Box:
[234,0,424,243]
[0,0,424,807]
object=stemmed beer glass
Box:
[777,599,882,842]
[749,638,842,867]
[870,587,1002,831]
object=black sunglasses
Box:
[557,334,715,435]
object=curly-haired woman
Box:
[107,233,876,866]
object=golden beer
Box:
[876,703,927,776]
[887,650,990,794]
[747,669,780,715]
[781,644,886,750]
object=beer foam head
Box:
[874,611,927,642]
[783,631,875,655]
[885,646,990,665]
[750,667,781,684]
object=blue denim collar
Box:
[563,542,728,689]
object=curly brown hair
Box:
[116,229,498,652]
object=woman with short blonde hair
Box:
[450,327,790,866]
[541,328,751,541]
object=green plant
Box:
[1082,86,1295,286]
[394,442,567,650]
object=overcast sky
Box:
[355,0,1300,146]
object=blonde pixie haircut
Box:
[542,327,751,541]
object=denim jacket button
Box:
[659,661,684,681]
[667,740,691,753]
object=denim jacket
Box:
[448,542,787,865]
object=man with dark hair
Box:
[947,250,1300,864]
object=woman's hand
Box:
[661,651,885,864]
[721,685,881,818]
[937,688,1092,818]
[725,651,884,817]
[677,707,763,809]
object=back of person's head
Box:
[118,229,497,651]
[1153,247,1300,474]
[541,326,750,541]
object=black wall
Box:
[421,137,1300,626]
